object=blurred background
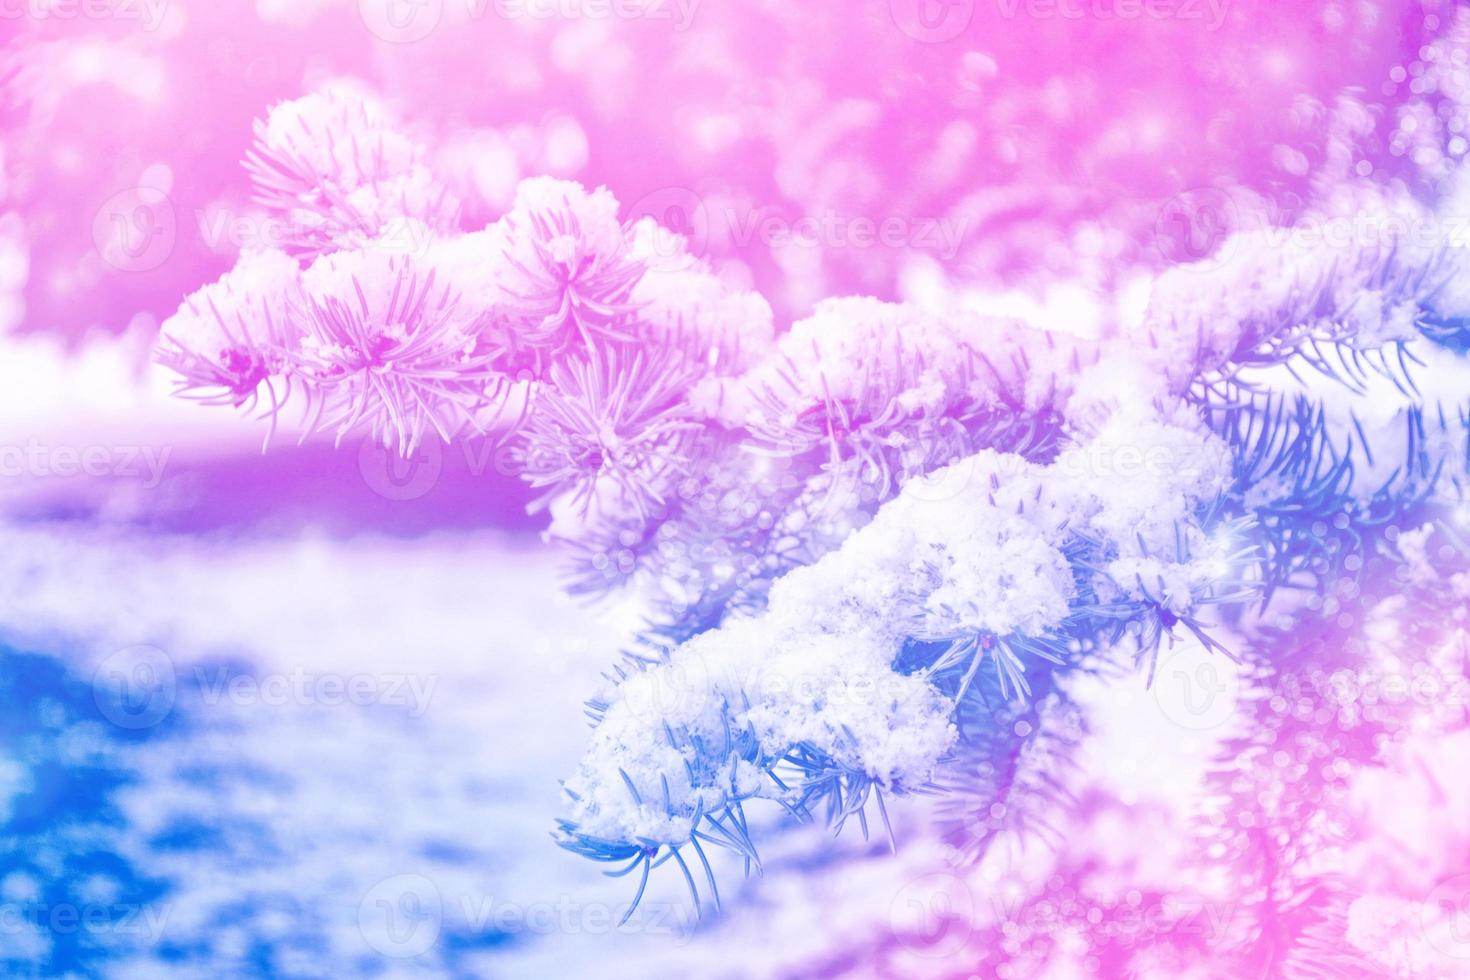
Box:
[0,0,1461,975]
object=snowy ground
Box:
[0,521,954,977]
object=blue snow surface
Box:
[0,528,746,979]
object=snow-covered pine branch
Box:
[154,88,1470,928]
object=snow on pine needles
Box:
[156,85,1470,969]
